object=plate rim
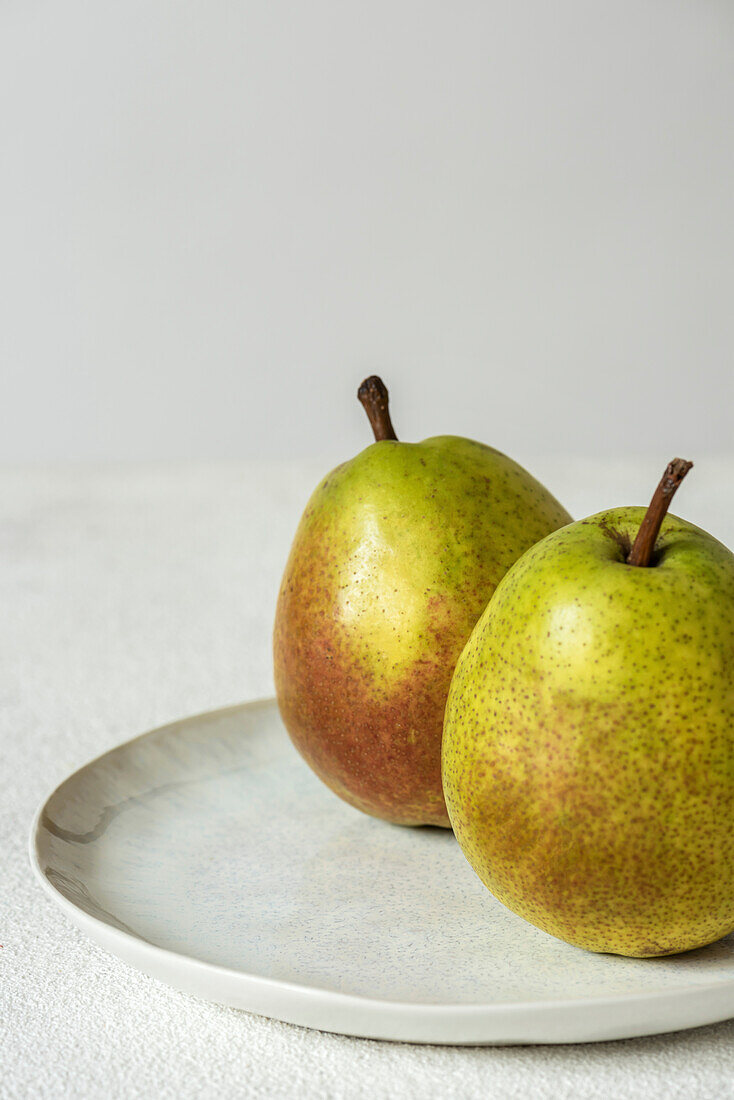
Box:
[29,697,734,1044]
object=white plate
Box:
[30,699,734,1045]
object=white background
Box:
[4,7,734,1092]
[2,0,733,465]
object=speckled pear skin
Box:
[443,507,734,955]
[274,436,571,827]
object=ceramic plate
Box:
[30,699,734,1044]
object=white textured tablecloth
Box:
[4,458,734,1100]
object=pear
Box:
[274,376,571,826]
[443,459,734,955]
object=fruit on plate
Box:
[273,376,571,826]
[443,458,734,955]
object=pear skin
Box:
[443,479,734,954]
[274,380,571,827]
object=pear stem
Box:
[627,458,693,567]
[358,376,398,441]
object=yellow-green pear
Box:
[274,377,571,827]
[443,459,734,956]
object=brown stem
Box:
[627,458,693,567]
[357,376,398,441]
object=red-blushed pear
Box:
[443,460,734,955]
[273,376,572,826]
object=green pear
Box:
[274,376,571,826]
[443,459,734,955]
